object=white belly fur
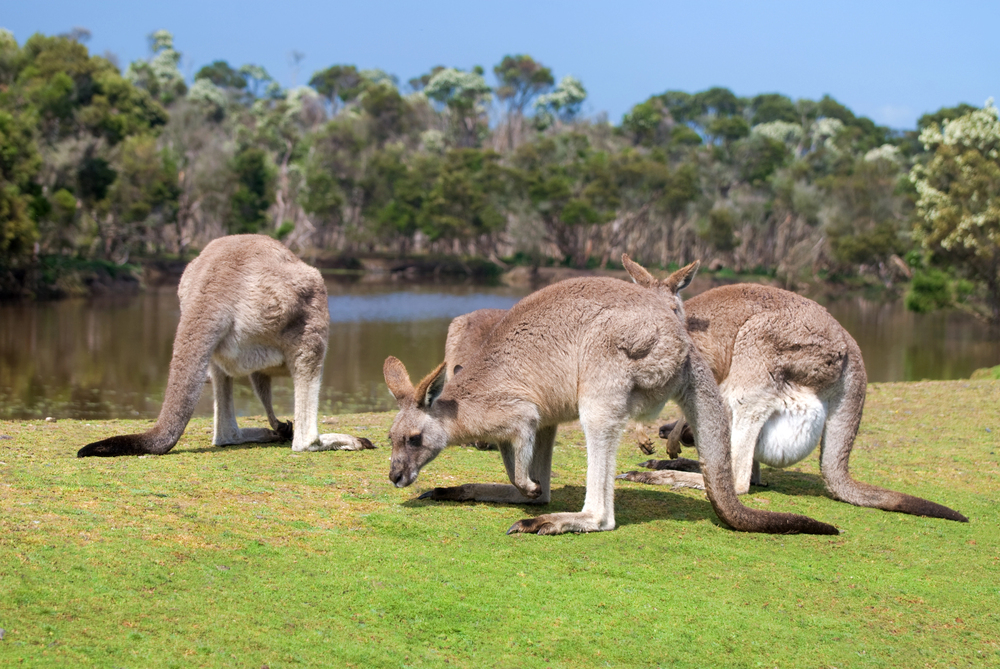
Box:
[753,389,826,468]
[213,334,285,378]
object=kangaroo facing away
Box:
[618,278,967,523]
[78,235,374,457]
[383,257,839,536]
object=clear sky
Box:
[3,0,997,129]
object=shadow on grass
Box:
[759,467,830,498]
[178,440,293,455]
[402,484,725,529]
[399,465,842,531]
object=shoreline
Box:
[2,252,903,303]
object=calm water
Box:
[0,279,997,421]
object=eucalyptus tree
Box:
[125,30,187,105]
[911,100,1000,322]
[493,54,553,149]
[424,67,491,148]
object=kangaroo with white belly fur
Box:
[78,234,374,457]
[384,258,840,535]
[617,271,967,523]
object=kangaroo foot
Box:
[616,470,706,489]
[507,511,612,535]
[638,457,702,472]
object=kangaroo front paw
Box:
[275,420,294,442]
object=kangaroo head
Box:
[383,356,450,488]
[622,254,699,320]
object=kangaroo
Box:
[444,308,507,381]
[444,308,508,451]
[78,234,374,457]
[446,307,662,455]
[383,257,839,536]
[617,280,967,523]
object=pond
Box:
[0,277,998,421]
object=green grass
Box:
[1,380,998,668]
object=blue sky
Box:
[4,0,997,129]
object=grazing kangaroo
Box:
[444,308,507,381]
[383,257,839,536]
[78,234,374,457]
[444,309,508,451]
[617,280,967,523]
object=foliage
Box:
[494,54,553,115]
[227,147,275,235]
[910,100,1000,321]
[424,67,491,148]
[904,268,953,313]
[534,76,587,129]
[1,28,991,294]
[125,30,187,105]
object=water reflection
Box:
[0,281,997,421]
[0,279,526,420]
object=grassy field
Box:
[1,380,998,668]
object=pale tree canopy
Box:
[911,99,1000,321]
[533,75,587,129]
[125,29,187,104]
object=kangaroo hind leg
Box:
[289,346,373,452]
[250,372,293,441]
[211,364,285,446]
[509,403,624,535]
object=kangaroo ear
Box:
[383,356,414,405]
[664,260,700,294]
[621,254,657,288]
[415,360,448,409]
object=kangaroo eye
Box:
[407,434,422,448]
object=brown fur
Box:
[622,284,967,523]
[78,235,373,457]
[383,258,838,536]
[444,309,508,381]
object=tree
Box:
[227,147,275,234]
[0,109,40,262]
[308,65,362,113]
[910,100,1000,322]
[750,93,797,125]
[125,30,187,105]
[534,76,587,130]
[493,55,553,149]
[424,68,491,148]
[195,60,246,90]
[512,133,618,267]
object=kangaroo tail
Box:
[78,312,219,458]
[677,349,840,535]
[819,344,968,522]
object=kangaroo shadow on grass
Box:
[179,440,292,455]
[756,467,831,499]
[403,484,724,529]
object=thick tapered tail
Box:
[831,482,969,522]
[820,342,968,523]
[78,312,218,458]
[677,349,840,535]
